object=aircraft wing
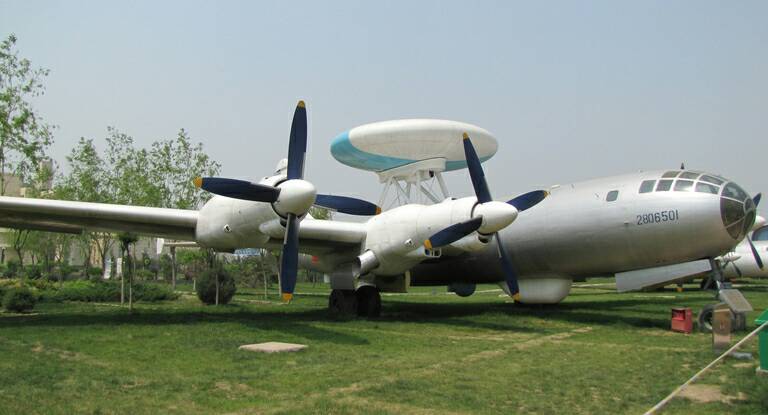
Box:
[0,196,198,241]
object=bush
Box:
[196,268,236,305]
[3,286,37,313]
[24,264,43,280]
[136,269,155,281]
[38,280,178,303]
[3,260,20,278]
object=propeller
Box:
[194,101,379,303]
[747,193,764,270]
[424,132,549,301]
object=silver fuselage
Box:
[411,170,752,285]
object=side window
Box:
[656,180,673,191]
[639,180,655,193]
[606,190,619,202]
[674,180,694,192]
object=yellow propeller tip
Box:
[297,100,306,108]
[512,293,521,301]
[462,132,470,140]
[424,239,433,250]
[282,292,293,302]
[193,177,203,188]
[375,206,382,215]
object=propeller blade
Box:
[287,101,308,180]
[462,133,493,203]
[754,193,761,208]
[507,190,549,212]
[279,213,300,302]
[495,235,520,301]
[424,217,483,249]
[748,236,764,269]
[315,194,382,216]
[194,177,279,202]
[733,262,743,278]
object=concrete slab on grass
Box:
[238,342,307,353]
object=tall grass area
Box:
[1,279,767,414]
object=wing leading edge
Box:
[0,196,198,241]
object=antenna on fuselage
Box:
[680,162,686,170]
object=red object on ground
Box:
[671,307,693,334]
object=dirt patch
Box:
[678,384,746,404]
[733,362,755,369]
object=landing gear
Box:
[329,289,357,317]
[328,286,381,318]
[356,285,381,318]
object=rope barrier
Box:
[644,321,768,414]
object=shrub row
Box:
[0,279,178,305]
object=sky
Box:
[1,1,767,213]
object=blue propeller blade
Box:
[754,193,761,208]
[424,216,483,249]
[495,235,520,300]
[748,237,764,269]
[287,101,307,180]
[507,190,549,212]
[462,133,493,203]
[314,194,381,216]
[280,213,300,302]
[194,177,279,202]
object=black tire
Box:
[328,289,357,318]
[356,286,381,318]
[698,304,716,333]
[698,304,741,333]
[733,312,747,332]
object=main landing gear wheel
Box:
[329,289,357,318]
[356,285,381,318]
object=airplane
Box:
[720,223,768,279]
[0,101,760,319]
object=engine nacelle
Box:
[196,196,273,251]
[363,198,477,275]
[450,233,491,252]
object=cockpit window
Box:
[679,171,700,180]
[661,171,679,178]
[722,198,744,226]
[722,183,748,201]
[656,180,673,191]
[695,182,719,194]
[674,180,694,192]
[639,180,655,193]
[606,190,619,202]
[700,175,724,185]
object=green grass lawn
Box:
[1,279,768,414]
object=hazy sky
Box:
[1,1,767,212]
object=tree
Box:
[57,138,114,275]
[149,128,221,209]
[118,232,138,311]
[0,34,54,196]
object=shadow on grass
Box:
[2,283,743,339]
[0,305,372,346]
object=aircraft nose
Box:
[720,180,757,240]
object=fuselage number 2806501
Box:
[636,210,679,226]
